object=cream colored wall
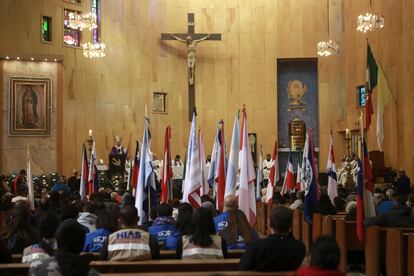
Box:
[2,0,411,179]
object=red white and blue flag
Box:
[198,128,209,196]
[79,143,89,200]
[216,121,227,212]
[87,142,98,197]
[131,140,140,190]
[256,145,263,201]
[326,132,338,204]
[280,150,295,196]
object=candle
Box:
[345,128,350,139]
[145,105,148,117]
[88,129,93,137]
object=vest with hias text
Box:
[182,235,223,259]
[107,228,151,261]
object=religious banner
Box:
[9,77,51,136]
[277,59,319,170]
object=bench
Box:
[301,216,311,253]
[385,228,414,276]
[335,219,363,272]
[408,234,414,275]
[90,259,240,273]
[292,209,302,240]
[256,202,267,235]
[101,272,292,276]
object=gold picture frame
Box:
[153,92,168,113]
[9,77,52,136]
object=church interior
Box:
[0,0,414,275]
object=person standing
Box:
[67,170,80,194]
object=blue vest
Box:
[214,212,229,233]
[84,228,110,252]
[148,219,176,249]
[165,229,182,250]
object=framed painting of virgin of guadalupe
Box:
[9,77,51,136]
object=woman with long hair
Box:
[83,209,118,252]
[0,205,40,253]
[165,202,193,250]
[176,207,228,259]
[218,209,259,249]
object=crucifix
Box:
[161,13,221,121]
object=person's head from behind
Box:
[333,197,346,211]
[191,207,216,246]
[319,193,331,204]
[311,236,341,270]
[59,175,66,184]
[56,219,85,254]
[119,205,138,229]
[393,194,407,207]
[177,203,193,234]
[38,212,60,240]
[269,206,292,235]
[96,209,118,233]
[122,193,135,206]
[224,195,238,211]
[157,203,173,217]
[0,205,32,239]
[220,209,253,244]
[386,189,394,200]
[59,203,79,221]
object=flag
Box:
[26,145,34,211]
[225,113,240,197]
[216,121,227,212]
[160,126,173,203]
[376,65,391,151]
[135,118,157,225]
[326,132,338,204]
[366,43,378,129]
[207,128,219,188]
[265,141,279,204]
[87,142,98,197]
[198,128,209,196]
[302,130,319,224]
[79,144,89,200]
[280,150,295,196]
[238,107,256,227]
[296,163,302,191]
[256,145,263,201]
[131,141,140,190]
[182,113,202,208]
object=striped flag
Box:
[326,132,338,204]
[131,141,140,190]
[225,113,240,197]
[280,150,295,196]
[256,145,263,201]
[216,121,227,212]
[296,164,302,191]
[87,142,98,197]
[79,144,89,200]
[366,43,378,130]
[376,65,391,151]
[135,118,157,225]
[182,113,202,208]
[302,130,319,224]
[238,107,256,227]
[265,141,279,204]
[160,126,172,203]
[198,128,209,196]
[207,128,219,188]
[26,145,34,211]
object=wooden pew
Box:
[312,213,322,241]
[90,259,240,273]
[335,219,363,272]
[408,234,414,276]
[365,226,382,276]
[301,215,311,253]
[385,228,414,276]
[292,209,302,240]
[101,272,292,276]
[256,202,267,235]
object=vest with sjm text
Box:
[107,228,151,261]
[182,234,223,259]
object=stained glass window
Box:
[63,9,81,47]
[42,16,52,42]
[91,0,100,43]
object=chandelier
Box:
[67,12,97,31]
[357,13,384,33]
[317,40,340,57]
[82,42,106,58]
[317,0,340,57]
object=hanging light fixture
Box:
[67,11,97,31]
[317,0,340,57]
[82,42,106,58]
[357,13,384,33]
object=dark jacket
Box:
[238,234,306,271]
[364,206,414,227]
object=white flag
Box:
[225,113,240,197]
[326,132,338,204]
[26,145,34,211]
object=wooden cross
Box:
[161,13,221,121]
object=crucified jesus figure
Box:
[171,34,211,85]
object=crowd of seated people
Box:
[0,169,413,275]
